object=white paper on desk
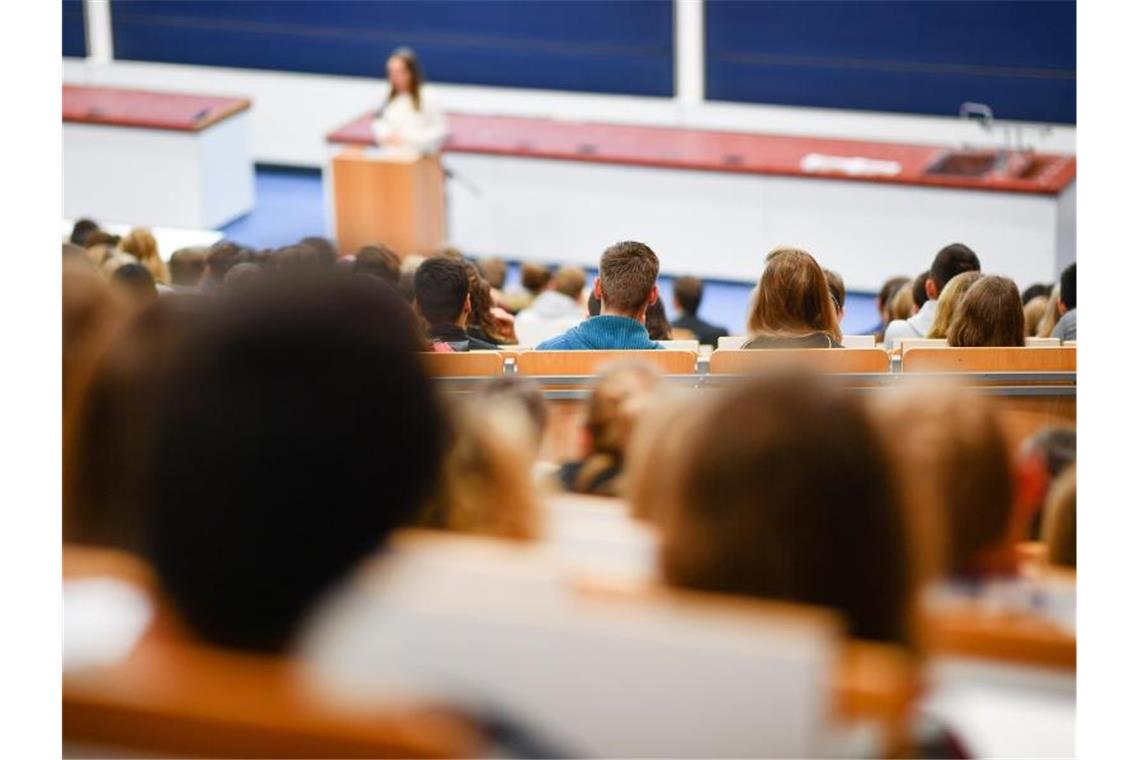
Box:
[799,153,902,177]
[63,577,153,671]
[922,683,1075,758]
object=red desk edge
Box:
[63,85,251,133]
[328,111,1075,196]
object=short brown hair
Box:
[747,247,841,343]
[168,246,207,288]
[673,276,704,314]
[520,262,552,294]
[947,275,1026,347]
[552,266,586,299]
[660,372,912,645]
[598,241,660,314]
[477,257,507,289]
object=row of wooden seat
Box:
[422,346,1077,378]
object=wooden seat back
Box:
[923,606,1075,671]
[656,339,700,351]
[419,351,505,377]
[515,349,698,376]
[708,348,891,375]
[901,346,1076,373]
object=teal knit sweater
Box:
[535,315,662,351]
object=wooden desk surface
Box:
[328,111,1075,195]
[63,85,251,132]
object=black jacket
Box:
[671,313,729,346]
[427,323,498,352]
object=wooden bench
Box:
[515,349,699,377]
[419,351,505,377]
[922,606,1075,671]
[63,545,484,759]
[708,348,891,375]
[900,346,1076,373]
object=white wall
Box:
[65,0,1074,168]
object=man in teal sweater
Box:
[536,241,662,351]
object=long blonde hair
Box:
[926,270,983,339]
[747,248,841,344]
[120,227,169,285]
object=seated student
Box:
[413,257,497,351]
[558,361,661,497]
[514,266,587,346]
[670,276,729,346]
[871,275,910,342]
[143,273,447,652]
[351,244,401,286]
[202,241,252,291]
[823,269,846,326]
[168,246,208,291]
[910,269,931,316]
[502,261,553,313]
[69,217,102,247]
[742,247,842,348]
[925,270,982,339]
[1051,263,1076,342]
[536,242,662,351]
[1015,426,1077,539]
[656,372,913,645]
[471,375,549,450]
[883,243,981,348]
[874,387,1020,580]
[644,299,673,341]
[300,236,339,267]
[111,263,158,305]
[946,275,1026,347]
[119,227,170,286]
[1022,282,1052,304]
[888,281,915,323]
[1023,294,1050,337]
[1042,466,1076,569]
[463,261,517,345]
[477,256,508,306]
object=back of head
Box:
[85,230,122,249]
[1023,295,1050,337]
[926,270,983,339]
[573,361,662,495]
[145,273,445,652]
[747,247,840,342]
[552,266,587,300]
[1021,283,1052,304]
[477,257,507,290]
[911,269,931,310]
[644,298,672,340]
[352,244,401,286]
[205,241,251,286]
[300,236,339,267]
[660,372,911,644]
[598,242,659,315]
[947,275,1026,347]
[1036,284,1062,337]
[111,263,157,303]
[119,227,159,263]
[873,386,1014,578]
[673,275,704,316]
[1059,263,1076,311]
[414,255,470,327]
[272,243,326,274]
[930,243,981,293]
[70,218,101,246]
[1043,466,1076,568]
[169,246,208,288]
[520,262,553,295]
[471,375,549,449]
[824,269,846,312]
[878,276,910,310]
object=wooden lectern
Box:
[330,147,446,257]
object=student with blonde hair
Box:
[925,270,983,339]
[119,226,170,285]
[1043,466,1076,569]
[557,361,662,496]
[1023,294,1050,337]
[946,275,1026,347]
[742,247,842,348]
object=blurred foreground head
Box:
[659,372,912,645]
[145,273,446,652]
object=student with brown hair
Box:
[823,269,846,325]
[671,275,729,346]
[558,361,662,496]
[1043,466,1076,568]
[1023,294,1050,337]
[537,242,662,351]
[414,256,497,351]
[874,386,1018,579]
[463,261,516,345]
[168,246,208,290]
[925,270,983,339]
[742,247,842,348]
[352,244,401,286]
[883,243,981,348]
[119,227,170,285]
[644,298,672,341]
[502,262,553,313]
[946,275,1026,347]
[658,372,913,645]
[872,275,910,341]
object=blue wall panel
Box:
[109,0,674,96]
[63,0,88,58]
[706,1,1075,123]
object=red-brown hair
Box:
[747,248,841,343]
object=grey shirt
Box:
[1051,309,1076,342]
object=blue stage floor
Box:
[222,166,880,335]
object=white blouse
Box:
[370,89,449,155]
